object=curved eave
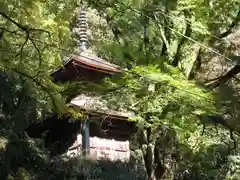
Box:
[51,57,73,76]
[72,55,122,74]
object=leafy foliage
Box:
[0,0,80,115]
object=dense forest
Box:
[0,0,240,179]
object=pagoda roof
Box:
[56,50,122,75]
[70,94,135,120]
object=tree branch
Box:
[0,11,51,37]
[205,64,240,89]
[7,67,64,113]
[0,11,28,31]
[0,11,50,79]
[172,10,192,67]
[155,21,170,56]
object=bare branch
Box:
[0,11,28,31]
[29,37,43,77]
[0,29,4,39]
[0,11,51,37]
[15,32,29,62]
[205,64,240,89]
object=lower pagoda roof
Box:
[70,94,135,120]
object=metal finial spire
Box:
[76,7,88,52]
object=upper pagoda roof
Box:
[57,50,122,75]
[73,51,122,73]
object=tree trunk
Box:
[172,10,192,67]
[206,65,240,89]
[188,47,202,80]
[172,23,192,66]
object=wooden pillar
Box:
[82,120,90,155]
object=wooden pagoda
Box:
[25,8,136,162]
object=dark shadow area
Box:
[213,81,240,138]
[0,133,48,179]
[0,73,49,179]
[173,78,240,179]
[41,156,147,180]
[0,133,148,180]
[0,131,234,180]
[25,114,82,156]
[175,143,232,180]
[25,113,137,157]
[177,70,240,178]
